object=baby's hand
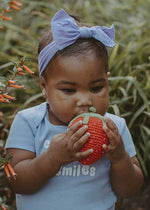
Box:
[47,121,93,166]
[102,117,126,164]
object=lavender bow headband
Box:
[38,8,115,77]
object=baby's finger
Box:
[103,117,118,133]
[67,120,83,137]
[70,125,88,145]
[73,131,90,151]
[75,149,93,161]
[103,124,117,147]
[102,144,111,153]
[103,124,113,139]
[65,125,88,151]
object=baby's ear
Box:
[40,77,47,98]
[40,76,47,89]
[107,72,110,77]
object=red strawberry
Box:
[69,107,108,165]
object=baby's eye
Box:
[61,89,76,94]
[90,86,103,93]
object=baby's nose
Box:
[76,93,92,106]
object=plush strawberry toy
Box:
[69,107,109,165]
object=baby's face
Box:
[41,53,109,125]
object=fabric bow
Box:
[38,8,115,77]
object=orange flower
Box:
[8,79,16,85]
[18,72,27,76]
[17,67,23,72]
[1,16,12,21]
[4,164,11,180]
[9,84,24,89]
[0,94,5,101]
[0,26,3,30]
[22,64,34,75]
[4,163,17,181]
[9,3,21,11]
[11,0,22,6]
[7,163,17,179]
[2,94,16,100]
[0,95,10,103]
[0,204,7,210]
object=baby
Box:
[5,9,143,210]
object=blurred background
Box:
[0,0,150,209]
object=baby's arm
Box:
[103,117,144,198]
[6,148,59,194]
[6,121,92,194]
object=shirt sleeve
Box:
[5,112,36,153]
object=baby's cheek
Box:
[97,100,109,116]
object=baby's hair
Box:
[38,15,108,79]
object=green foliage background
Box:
[0,0,150,209]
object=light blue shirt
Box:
[5,102,136,210]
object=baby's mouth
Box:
[76,106,95,116]
[75,110,89,117]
